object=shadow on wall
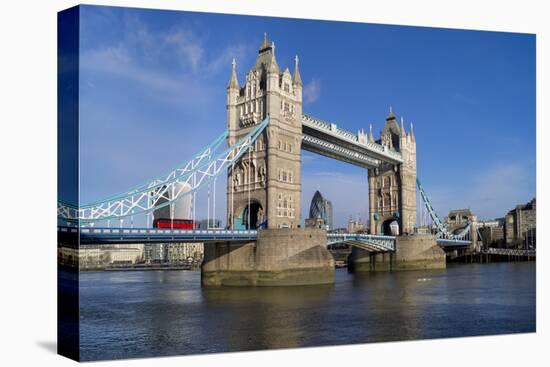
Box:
[36,340,57,354]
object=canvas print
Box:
[57,5,536,361]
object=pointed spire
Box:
[409,121,415,141]
[260,32,269,51]
[228,58,239,89]
[267,55,279,73]
[368,123,374,142]
[400,116,406,136]
[386,105,395,120]
[293,55,302,86]
[271,41,276,56]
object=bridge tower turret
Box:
[368,109,417,235]
[400,121,417,234]
[227,35,302,230]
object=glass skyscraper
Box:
[308,190,333,229]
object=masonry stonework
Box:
[368,110,417,236]
[348,234,445,272]
[202,228,335,286]
[227,35,303,230]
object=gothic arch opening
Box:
[381,219,399,236]
[242,201,264,230]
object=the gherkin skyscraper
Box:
[308,190,333,229]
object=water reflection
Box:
[202,284,335,351]
[77,263,536,361]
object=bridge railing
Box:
[302,114,403,162]
[302,134,380,167]
[58,118,269,224]
[436,238,472,247]
[58,226,258,236]
[326,233,396,251]
[483,247,536,257]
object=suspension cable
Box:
[213,177,217,229]
[417,178,471,240]
[248,144,252,229]
[231,161,235,230]
[207,180,211,229]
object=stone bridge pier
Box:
[204,37,334,287]
[202,228,335,287]
[348,234,446,272]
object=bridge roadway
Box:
[59,227,474,253]
[436,238,472,247]
[59,226,395,252]
[301,114,403,169]
[60,226,259,245]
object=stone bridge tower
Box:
[226,35,303,230]
[368,109,417,235]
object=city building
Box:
[504,198,536,248]
[105,244,144,264]
[445,209,477,232]
[325,200,333,230]
[305,190,333,229]
[144,243,204,263]
[58,244,144,268]
[166,243,204,263]
[347,217,366,233]
[478,225,505,247]
[476,218,504,247]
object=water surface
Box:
[77,262,536,361]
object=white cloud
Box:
[80,14,251,106]
[303,78,321,104]
[421,162,535,220]
[300,161,534,228]
[466,163,535,218]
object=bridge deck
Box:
[327,233,396,252]
[60,227,480,253]
[436,239,472,247]
[59,227,258,245]
[302,114,403,168]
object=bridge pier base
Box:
[201,228,335,287]
[349,234,445,272]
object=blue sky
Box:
[77,5,535,228]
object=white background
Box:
[0,0,547,366]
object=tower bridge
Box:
[58,35,478,286]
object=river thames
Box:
[77,262,535,361]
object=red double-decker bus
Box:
[153,218,196,229]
